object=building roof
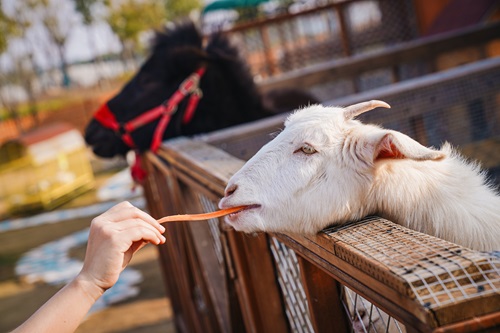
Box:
[17,122,76,146]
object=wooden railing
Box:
[143,56,500,332]
[143,136,499,333]
[257,21,500,97]
[216,0,418,78]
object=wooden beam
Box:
[258,22,500,92]
[297,255,350,333]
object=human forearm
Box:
[12,202,165,333]
[12,276,103,333]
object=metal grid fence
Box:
[223,0,417,78]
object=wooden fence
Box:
[257,21,500,98]
[142,53,500,332]
[218,0,417,79]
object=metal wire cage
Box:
[223,0,417,78]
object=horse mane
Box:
[152,21,202,53]
[153,20,267,123]
[205,32,265,115]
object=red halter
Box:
[93,67,206,184]
[93,67,206,153]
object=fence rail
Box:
[143,49,500,332]
[218,0,417,79]
[144,135,499,333]
[257,21,500,94]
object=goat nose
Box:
[224,184,238,197]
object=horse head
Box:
[85,21,271,158]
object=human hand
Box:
[76,201,166,299]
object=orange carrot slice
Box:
[158,206,247,224]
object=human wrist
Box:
[72,273,106,303]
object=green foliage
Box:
[164,0,202,21]
[106,0,166,46]
[73,0,101,25]
[0,0,18,54]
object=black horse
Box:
[85,21,317,158]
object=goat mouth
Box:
[227,204,261,219]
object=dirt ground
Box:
[0,171,176,333]
[0,243,175,333]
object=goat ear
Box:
[372,131,445,162]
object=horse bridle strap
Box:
[94,67,206,153]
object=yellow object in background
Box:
[0,122,94,215]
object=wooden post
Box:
[335,4,351,57]
[143,155,205,333]
[226,231,289,333]
[298,256,350,333]
[259,25,277,76]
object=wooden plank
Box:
[434,311,500,333]
[301,219,499,327]
[144,154,207,333]
[335,4,351,57]
[157,140,289,332]
[297,255,350,333]
[218,1,358,34]
[183,188,230,333]
[199,57,500,161]
[461,138,500,169]
[276,231,436,332]
[323,57,500,124]
[152,138,500,331]
[226,231,289,333]
[180,220,221,332]
[157,137,245,195]
[258,22,500,92]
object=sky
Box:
[1,0,122,70]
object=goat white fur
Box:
[219,101,500,251]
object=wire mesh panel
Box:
[342,0,417,55]
[236,27,271,78]
[324,217,500,327]
[270,233,407,333]
[343,287,405,333]
[351,58,500,187]
[224,0,418,78]
[269,237,315,333]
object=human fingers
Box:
[104,201,134,214]
[120,225,166,250]
[113,218,166,244]
[102,203,164,234]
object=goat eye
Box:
[298,144,317,155]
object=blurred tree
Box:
[163,0,202,21]
[105,0,166,69]
[34,0,75,88]
[9,1,41,125]
[0,0,17,53]
[72,0,105,85]
[0,0,24,132]
[73,0,100,25]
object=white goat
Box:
[219,100,500,252]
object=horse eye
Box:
[297,144,317,155]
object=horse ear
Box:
[357,129,445,163]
